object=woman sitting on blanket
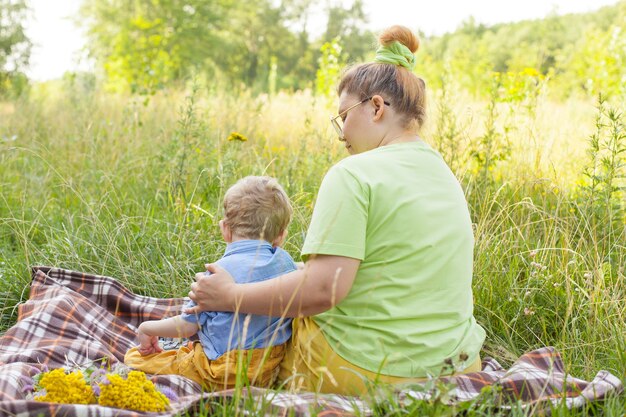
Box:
[186,25,486,395]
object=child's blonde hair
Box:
[223,176,292,243]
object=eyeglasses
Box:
[330,97,391,140]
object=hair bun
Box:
[379,25,419,54]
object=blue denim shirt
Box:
[181,240,296,359]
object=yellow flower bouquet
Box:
[23,364,175,412]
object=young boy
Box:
[124,176,296,389]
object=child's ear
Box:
[219,219,232,243]
[272,229,288,247]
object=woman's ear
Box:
[371,95,386,121]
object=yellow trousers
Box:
[277,317,482,395]
[125,342,285,391]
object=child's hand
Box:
[137,330,163,356]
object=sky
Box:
[24,0,621,81]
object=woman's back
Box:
[303,141,485,377]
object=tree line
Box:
[1,0,625,99]
[80,0,372,94]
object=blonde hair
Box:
[337,25,426,129]
[223,176,292,242]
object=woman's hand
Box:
[186,264,237,314]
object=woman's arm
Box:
[186,254,360,318]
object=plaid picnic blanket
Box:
[0,266,622,416]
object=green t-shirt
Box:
[302,141,486,377]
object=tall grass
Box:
[0,81,624,414]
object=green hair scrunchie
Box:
[374,41,416,70]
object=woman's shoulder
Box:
[331,147,385,172]
[324,158,364,185]
[332,141,439,175]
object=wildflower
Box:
[583,272,592,279]
[521,67,540,77]
[28,366,171,411]
[227,132,248,142]
[529,250,537,258]
[89,368,107,385]
[20,375,35,393]
[34,369,95,405]
[157,385,179,402]
[98,371,169,412]
[524,307,535,316]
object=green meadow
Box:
[1,77,624,414]
[1,0,626,413]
